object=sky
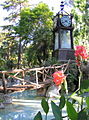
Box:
[0,0,72,26]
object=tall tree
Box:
[1,0,29,22]
[1,0,29,68]
[72,0,89,47]
[1,1,53,67]
[14,2,53,66]
[0,31,18,69]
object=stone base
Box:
[54,49,75,61]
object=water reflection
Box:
[0,90,54,120]
[10,90,37,100]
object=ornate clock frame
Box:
[53,11,75,61]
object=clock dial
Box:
[61,15,71,27]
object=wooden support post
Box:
[36,70,39,87]
[2,73,7,94]
[22,71,25,85]
[42,69,45,82]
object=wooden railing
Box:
[0,64,68,93]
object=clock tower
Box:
[53,1,75,61]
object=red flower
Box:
[75,46,88,59]
[75,45,89,66]
[52,71,66,86]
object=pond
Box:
[0,90,55,120]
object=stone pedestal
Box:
[54,49,75,61]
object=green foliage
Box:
[6,60,14,70]
[66,100,78,120]
[41,98,49,115]
[86,97,89,108]
[0,58,6,67]
[34,92,89,120]
[22,3,53,66]
[81,79,89,90]
[1,0,29,22]
[34,111,42,120]
[0,31,19,69]
[0,1,54,67]
[78,109,88,120]
[51,101,62,120]
[59,95,65,109]
[42,57,60,66]
[66,63,78,92]
[72,0,89,45]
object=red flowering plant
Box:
[52,70,68,94]
[75,45,89,66]
[52,70,66,86]
[75,45,89,91]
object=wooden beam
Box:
[0,64,67,74]
[6,73,24,81]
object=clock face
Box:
[61,15,71,27]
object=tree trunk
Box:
[17,40,21,69]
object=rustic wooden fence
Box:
[0,64,68,93]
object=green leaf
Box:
[59,95,65,109]
[51,101,62,120]
[34,111,42,120]
[86,97,89,108]
[41,98,49,114]
[66,101,78,120]
[78,109,88,120]
[81,79,89,89]
[83,88,89,93]
[70,95,84,105]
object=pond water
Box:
[0,89,88,120]
[0,90,55,120]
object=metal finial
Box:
[60,1,64,12]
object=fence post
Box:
[22,71,25,85]
[2,73,7,94]
[36,70,39,87]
